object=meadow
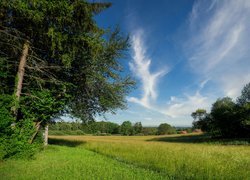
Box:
[1,134,249,180]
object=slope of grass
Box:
[0,145,165,180]
[50,134,250,180]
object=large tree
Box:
[0,0,134,158]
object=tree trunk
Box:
[29,121,42,144]
[16,40,29,99]
[44,124,49,146]
[13,40,29,116]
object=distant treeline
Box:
[49,121,193,136]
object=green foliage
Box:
[49,121,157,136]
[20,90,66,125]
[192,82,250,138]
[0,0,135,159]
[209,97,236,137]
[68,28,135,121]
[49,121,120,135]
[142,127,158,135]
[237,82,250,105]
[0,0,134,121]
[192,109,207,130]
[120,121,134,135]
[0,95,14,159]
[0,95,42,159]
[157,123,176,135]
[0,95,14,135]
[92,121,120,134]
[191,109,207,120]
[133,122,143,134]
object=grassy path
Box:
[0,145,166,180]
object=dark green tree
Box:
[191,109,207,129]
[0,0,134,159]
[191,109,207,121]
[120,121,133,135]
[237,83,250,106]
[157,123,176,135]
[236,83,250,137]
[133,122,143,134]
[192,84,250,138]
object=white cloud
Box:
[126,0,250,124]
[128,30,168,108]
[163,92,212,118]
[199,79,209,90]
[127,29,213,121]
[187,0,250,98]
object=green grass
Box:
[0,145,165,180]
[50,134,250,179]
[1,134,250,179]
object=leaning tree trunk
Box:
[13,40,29,116]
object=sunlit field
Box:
[1,134,250,179]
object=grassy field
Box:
[1,134,250,180]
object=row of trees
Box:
[49,121,179,136]
[50,121,120,135]
[192,83,250,138]
[0,0,134,159]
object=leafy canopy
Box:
[0,0,134,159]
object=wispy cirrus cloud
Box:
[162,0,250,120]
[127,30,168,108]
[127,29,212,120]
[187,0,250,98]
[125,0,250,125]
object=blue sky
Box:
[93,0,250,126]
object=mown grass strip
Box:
[0,145,167,180]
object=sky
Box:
[93,0,250,127]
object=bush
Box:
[0,95,42,160]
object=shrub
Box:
[0,95,42,159]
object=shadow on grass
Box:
[48,138,86,147]
[149,134,210,144]
[149,134,250,145]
